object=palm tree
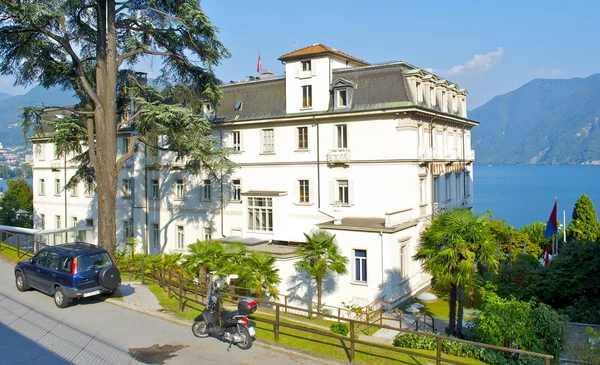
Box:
[183,240,227,286]
[295,230,348,316]
[239,251,281,300]
[413,208,498,338]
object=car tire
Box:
[54,287,70,308]
[99,266,121,291]
[15,271,30,292]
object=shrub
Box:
[330,323,349,336]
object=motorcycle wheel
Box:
[192,320,210,338]
[236,326,253,350]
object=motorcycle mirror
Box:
[227,274,239,281]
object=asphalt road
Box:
[0,259,322,365]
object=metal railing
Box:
[327,148,351,164]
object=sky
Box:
[1,0,600,109]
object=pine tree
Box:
[567,194,600,242]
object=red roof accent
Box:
[278,43,369,66]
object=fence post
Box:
[141,260,145,285]
[436,337,442,365]
[16,235,20,259]
[338,308,341,322]
[379,309,383,326]
[284,296,288,313]
[167,271,172,299]
[545,357,550,365]
[350,320,355,362]
[275,304,280,344]
[179,276,184,312]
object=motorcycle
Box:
[191,275,258,350]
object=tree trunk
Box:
[316,278,322,318]
[456,285,465,339]
[448,284,457,336]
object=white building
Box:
[32,44,477,309]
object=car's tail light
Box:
[71,257,78,274]
[238,317,249,324]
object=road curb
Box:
[105,298,344,365]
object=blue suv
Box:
[14,243,121,308]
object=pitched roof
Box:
[277,43,369,66]
[215,78,286,122]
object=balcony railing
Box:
[327,148,351,164]
[460,196,472,208]
[417,147,432,160]
[433,202,448,215]
[433,148,445,159]
[444,149,458,159]
[384,208,413,228]
[465,149,475,160]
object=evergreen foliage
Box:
[0,0,231,254]
[0,178,33,227]
[567,194,600,242]
[414,208,498,338]
[295,231,348,316]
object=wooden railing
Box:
[143,267,554,365]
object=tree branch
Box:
[117,48,175,67]
[115,134,138,173]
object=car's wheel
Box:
[192,320,210,338]
[15,271,30,292]
[99,266,121,290]
[53,287,70,308]
[236,326,253,350]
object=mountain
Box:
[0,86,78,146]
[470,74,600,165]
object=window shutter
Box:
[292,179,298,204]
[329,180,336,205]
[311,60,317,76]
[349,179,355,206]
[295,63,300,78]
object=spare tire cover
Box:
[99,266,121,290]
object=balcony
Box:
[384,208,413,228]
[433,202,448,215]
[327,149,351,165]
[465,149,475,161]
[417,147,432,160]
[444,149,458,159]
[433,148,445,159]
[460,196,473,208]
[50,161,62,171]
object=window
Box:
[152,223,160,249]
[430,87,435,106]
[232,179,241,201]
[86,218,93,227]
[124,220,133,238]
[399,244,408,278]
[353,249,367,282]
[248,197,273,232]
[302,60,311,72]
[175,179,184,200]
[84,182,94,197]
[337,180,349,205]
[176,226,184,249]
[262,129,274,153]
[232,131,241,151]
[298,180,310,203]
[336,124,348,149]
[122,137,130,154]
[420,178,427,205]
[456,175,461,201]
[72,217,78,227]
[39,214,45,230]
[445,176,451,201]
[416,82,422,103]
[337,89,348,108]
[204,228,212,241]
[297,127,308,150]
[70,184,78,197]
[151,179,159,199]
[55,215,61,229]
[39,179,45,196]
[202,179,212,201]
[234,101,243,111]
[302,85,312,108]
[55,179,61,195]
[122,179,131,198]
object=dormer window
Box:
[416,82,422,103]
[202,102,214,119]
[234,101,243,111]
[332,78,355,110]
[337,89,347,107]
[302,60,311,72]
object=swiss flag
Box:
[256,53,262,73]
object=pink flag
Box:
[256,53,262,73]
[543,245,549,267]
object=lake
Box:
[473,165,600,228]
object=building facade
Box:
[32,44,477,308]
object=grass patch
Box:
[145,282,485,365]
[0,242,33,264]
[399,287,482,320]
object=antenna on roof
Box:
[293,40,297,50]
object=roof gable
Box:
[331,78,355,88]
[278,43,369,66]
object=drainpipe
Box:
[64,151,67,229]
[314,117,334,219]
[429,114,438,216]
[380,231,384,297]
[144,144,149,255]
[219,129,226,237]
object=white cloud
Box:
[528,67,562,78]
[428,47,505,76]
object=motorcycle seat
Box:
[220,310,241,320]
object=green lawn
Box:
[0,242,33,264]
[399,288,482,320]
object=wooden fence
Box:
[147,267,553,365]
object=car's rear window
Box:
[78,253,112,272]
